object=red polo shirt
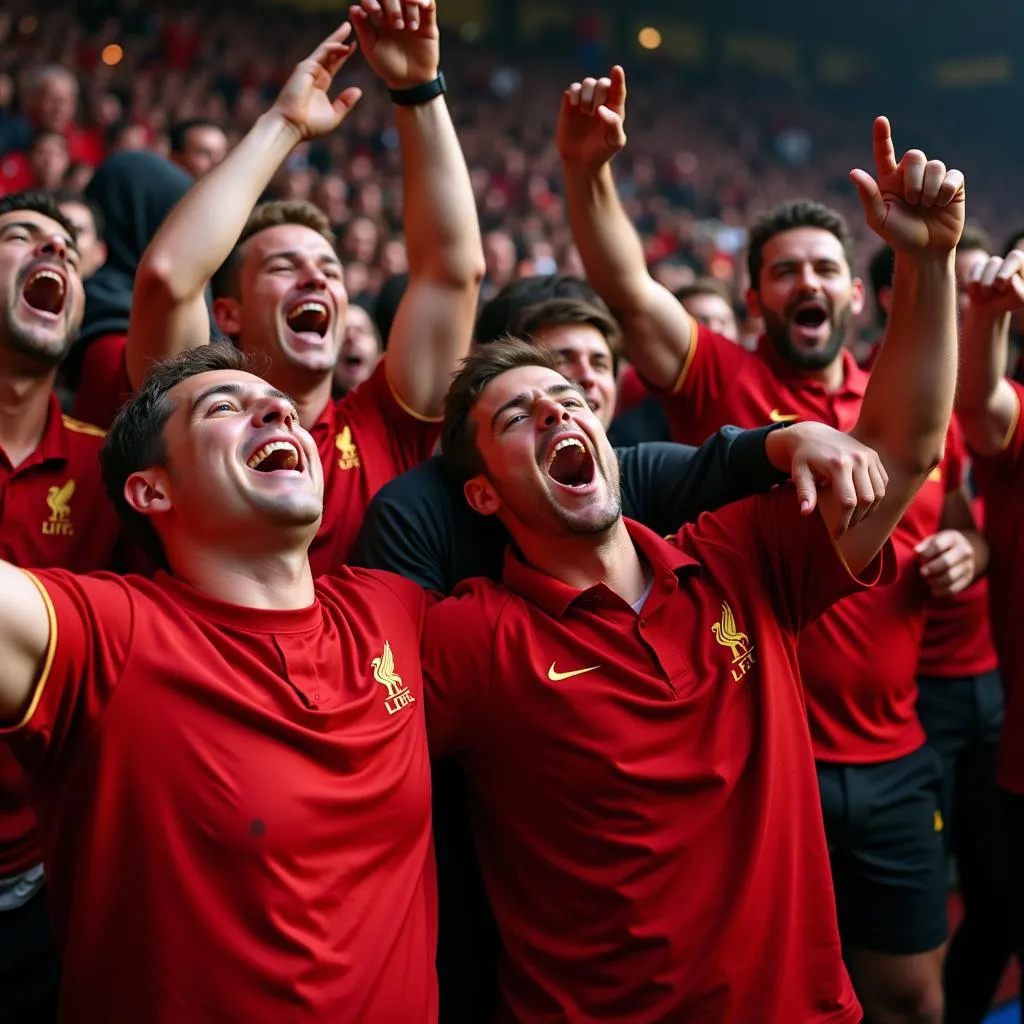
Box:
[74,348,441,570]
[656,321,958,762]
[0,395,120,877]
[970,381,1024,791]
[423,491,894,1023]
[4,567,436,1023]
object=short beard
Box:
[762,303,850,371]
[0,306,76,373]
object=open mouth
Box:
[545,436,596,489]
[791,302,829,332]
[246,439,303,474]
[285,299,330,340]
[22,268,67,317]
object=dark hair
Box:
[49,187,105,240]
[169,118,224,156]
[0,190,78,242]
[101,344,255,568]
[674,277,733,306]
[211,200,337,300]
[474,275,607,345]
[958,224,993,255]
[867,245,895,325]
[746,199,856,289]
[441,337,559,482]
[506,297,623,375]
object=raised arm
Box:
[126,23,364,389]
[0,564,52,722]
[956,250,1024,456]
[822,117,963,573]
[350,0,484,418]
[557,66,694,392]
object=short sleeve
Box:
[421,585,505,757]
[339,358,442,473]
[654,322,758,426]
[0,570,134,782]
[675,485,896,635]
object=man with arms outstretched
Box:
[559,67,972,1022]
[127,1,483,569]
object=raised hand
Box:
[557,65,627,169]
[271,22,363,141]
[850,117,965,257]
[965,250,1024,314]
[349,0,439,91]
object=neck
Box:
[0,370,57,468]
[512,519,648,605]
[166,542,315,610]
[818,353,846,393]
[294,377,334,431]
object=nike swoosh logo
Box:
[769,409,799,423]
[547,662,601,682]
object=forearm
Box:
[562,162,650,310]
[138,113,300,300]
[856,253,957,473]
[957,308,1018,455]
[395,98,483,287]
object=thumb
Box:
[597,105,625,143]
[850,169,885,225]
[791,461,817,515]
[332,86,363,119]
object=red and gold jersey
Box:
[654,322,958,762]
[5,567,437,1023]
[0,395,120,876]
[423,492,893,1023]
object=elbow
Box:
[135,250,192,305]
[415,245,486,292]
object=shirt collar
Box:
[1,393,69,471]
[501,518,700,618]
[755,336,868,399]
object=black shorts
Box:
[818,745,948,955]
[0,886,60,1022]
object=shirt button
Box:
[640,618,648,628]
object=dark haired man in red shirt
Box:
[0,342,437,1023]
[419,107,962,1020]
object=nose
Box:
[253,394,296,427]
[37,233,69,263]
[795,263,822,292]
[537,396,571,429]
[297,260,328,290]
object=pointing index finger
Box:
[608,65,627,110]
[872,115,898,179]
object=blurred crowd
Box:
[4,0,1023,363]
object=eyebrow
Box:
[0,219,80,256]
[489,382,580,430]
[189,381,295,415]
[258,248,341,269]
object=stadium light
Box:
[101,44,124,66]
[638,26,662,50]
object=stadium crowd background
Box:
[4,0,1024,367]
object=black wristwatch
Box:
[389,72,447,107]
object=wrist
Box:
[257,110,304,150]
[763,422,792,474]
[386,69,442,94]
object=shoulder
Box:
[428,577,515,629]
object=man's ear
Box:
[213,297,242,337]
[464,474,501,517]
[850,277,866,317]
[745,287,763,320]
[123,468,172,517]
